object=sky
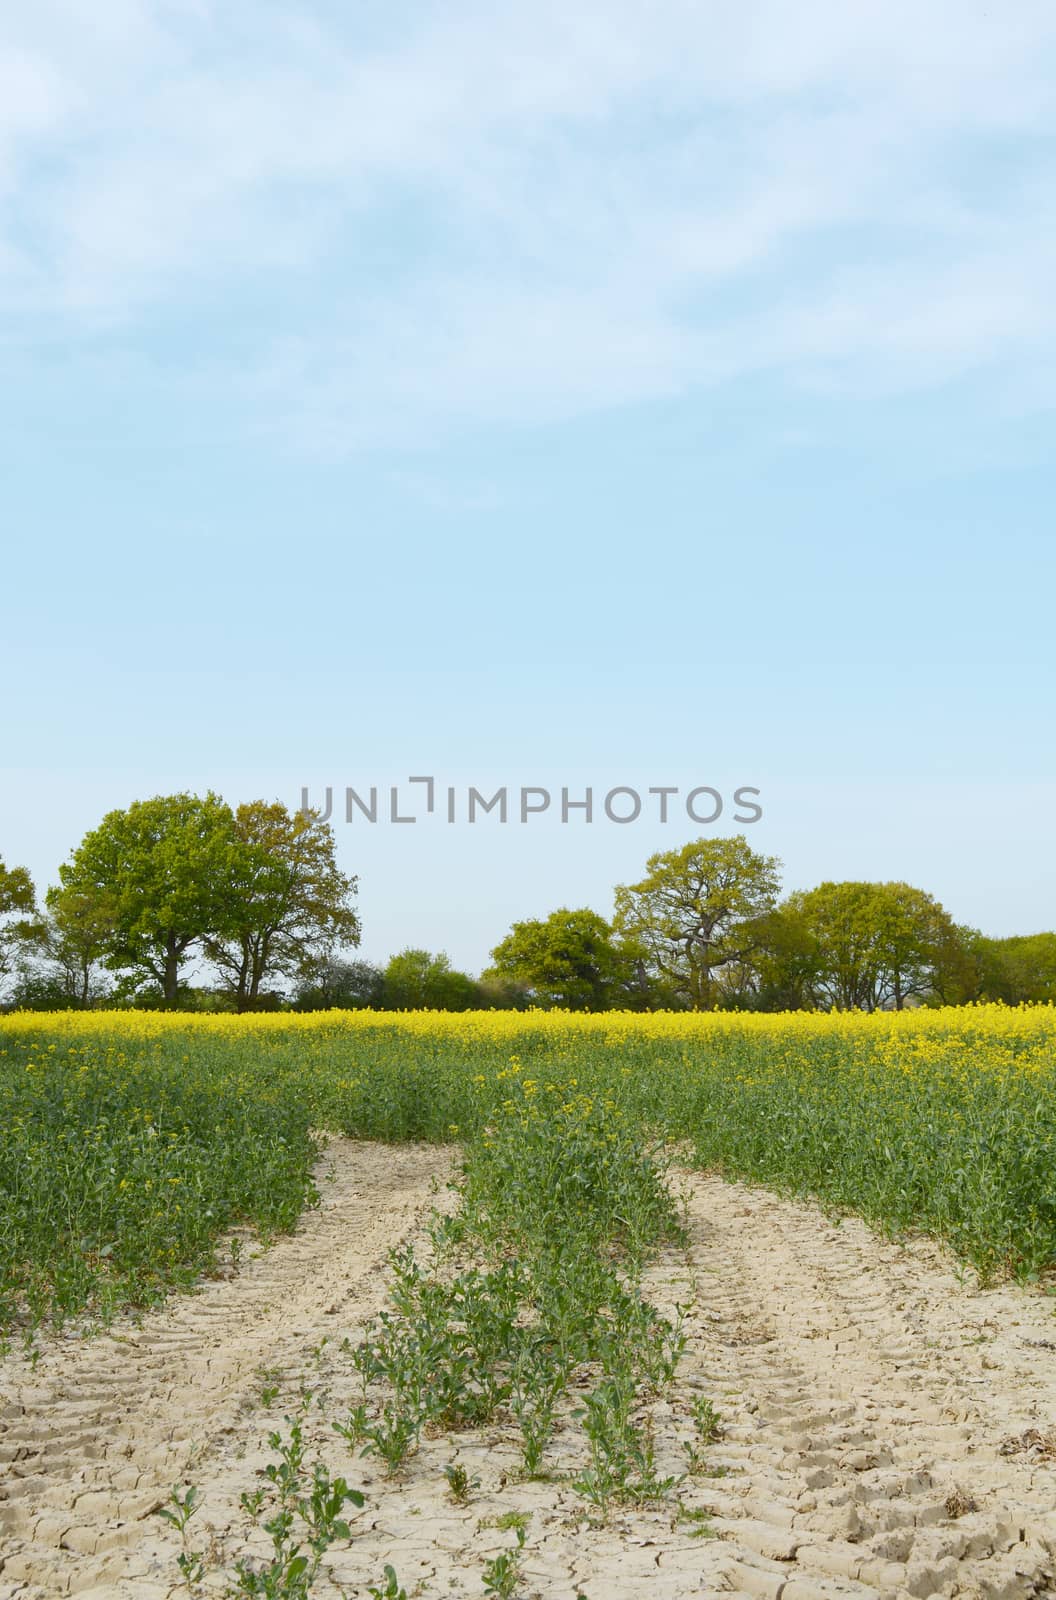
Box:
[2,0,1055,974]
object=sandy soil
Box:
[2,1146,1055,1600]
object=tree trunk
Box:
[236,939,255,1012]
[245,933,271,1010]
[163,938,180,1006]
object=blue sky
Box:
[2,1,1055,972]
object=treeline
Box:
[1,796,1053,1012]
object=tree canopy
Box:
[614,836,782,1007]
[293,957,385,1011]
[0,855,37,999]
[779,880,958,1011]
[53,793,250,1003]
[485,907,636,1009]
[204,800,360,1009]
[383,949,479,1010]
[967,931,1056,1005]
[33,888,114,1007]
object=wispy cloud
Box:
[3,0,1055,446]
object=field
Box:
[1,1007,1056,1598]
[3,1005,1056,1331]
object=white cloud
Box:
[2,0,1055,444]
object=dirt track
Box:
[1,1144,1055,1599]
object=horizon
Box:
[4,771,1054,978]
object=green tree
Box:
[613,836,782,1008]
[0,855,37,1002]
[25,887,115,1007]
[53,793,244,1005]
[382,948,479,1010]
[925,922,991,1006]
[293,957,384,1011]
[204,801,360,1010]
[741,903,822,1010]
[971,931,1056,1004]
[484,907,637,1010]
[787,880,957,1010]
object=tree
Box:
[53,793,244,1005]
[740,903,822,1011]
[786,880,957,1011]
[484,907,637,1010]
[382,949,480,1010]
[873,883,960,1009]
[25,887,114,1007]
[925,923,991,1006]
[204,801,360,1009]
[475,973,532,1010]
[293,957,384,1011]
[969,931,1056,1005]
[613,836,782,1008]
[0,855,37,1002]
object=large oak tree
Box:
[614,836,782,1008]
[485,906,640,1010]
[204,801,360,1009]
[782,880,957,1011]
[54,793,247,1004]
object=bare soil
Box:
[2,1144,1056,1599]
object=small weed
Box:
[175,1549,206,1588]
[482,1526,526,1599]
[443,1461,480,1503]
[367,1567,408,1600]
[157,1483,203,1536]
[218,1419,364,1599]
[691,1395,722,1443]
[333,1404,369,1448]
[677,1503,717,1539]
[260,1383,280,1407]
[683,1394,723,1473]
[574,1379,676,1507]
[157,1485,205,1591]
[481,1511,531,1533]
[362,1404,421,1473]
